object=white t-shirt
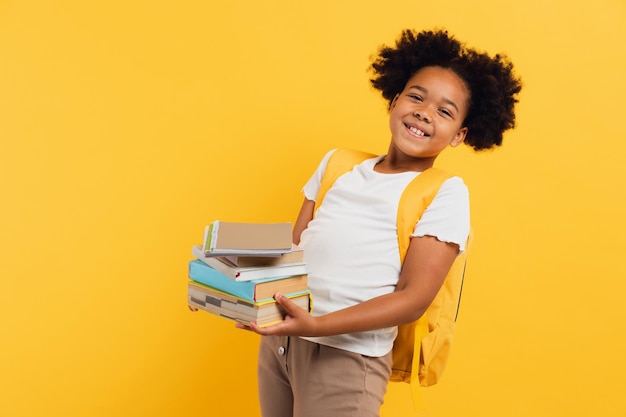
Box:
[299,149,470,357]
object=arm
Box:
[292,198,315,245]
[246,235,459,336]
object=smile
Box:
[407,125,428,137]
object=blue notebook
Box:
[188,259,308,302]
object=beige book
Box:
[202,221,293,256]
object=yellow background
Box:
[1,1,625,416]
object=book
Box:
[188,280,312,328]
[192,245,307,282]
[223,246,304,267]
[202,221,293,256]
[188,259,308,302]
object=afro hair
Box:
[370,29,522,150]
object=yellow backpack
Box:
[315,148,471,407]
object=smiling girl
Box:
[240,29,522,417]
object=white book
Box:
[192,245,307,282]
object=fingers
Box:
[274,293,301,316]
[217,292,313,337]
[236,321,280,335]
[235,322,253,332]
[249,321,277,335]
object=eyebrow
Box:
[408,85,460,113]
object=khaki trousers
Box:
[258,335,392,417]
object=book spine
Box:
[209,221,219,252]
[202,224,213,254]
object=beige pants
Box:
[257,335,392,417]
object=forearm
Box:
[311,238,457,337]
[311,289,426,337]
[249,236,456,338]
[293,198,315,245]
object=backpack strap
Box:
[396,168,452,263]
[315,149,377,215]
[316,149,451,235]
[393,168,452,409]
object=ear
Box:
[450,127,468,147]
[389,94,399,111]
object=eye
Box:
[439,108,453,118]
[407,94,423,102]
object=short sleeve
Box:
[412,176,470,252]
[301,149,337,201]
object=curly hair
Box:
[370,29,522,150]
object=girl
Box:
[242,29,522,417]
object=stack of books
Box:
[188,220,312,327]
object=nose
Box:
[413,109,431,122]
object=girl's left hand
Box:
[235,293,318,336]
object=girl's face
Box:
[388,66,469,167]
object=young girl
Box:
[242,29,522,417]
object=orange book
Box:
[188,281,312,328]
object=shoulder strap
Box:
[315,149,377,215]
[396,168,453,263]
[315,149,453,260]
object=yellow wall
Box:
[1,1,625,416]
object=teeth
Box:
[409,126,426,136]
